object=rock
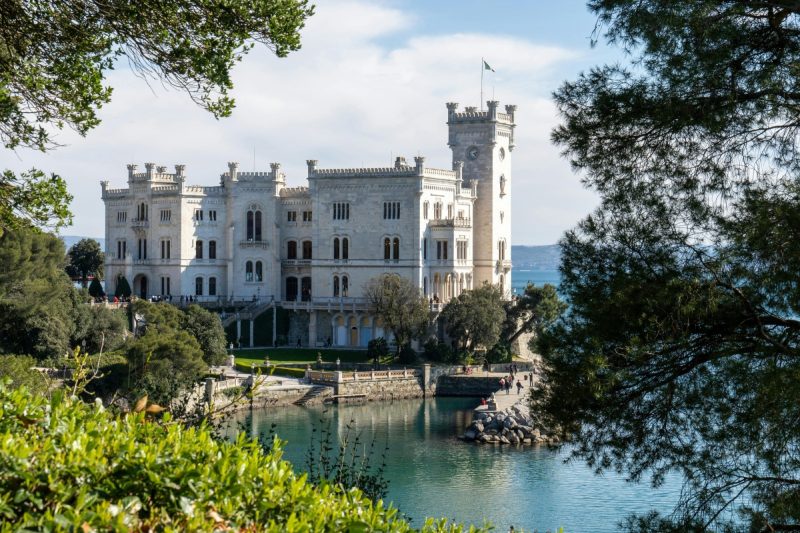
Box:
[516,429,525,440]
[464,429,477,440]
[474,411,488,421]
[473,422,484,433]
[499,435,510,444]
[503,417,518,429]
[487,429,498,436]
[522,438,532,445]
[508,432,519,445]
[495,413,506,422]
[532,428,541,439]
[480,434,493,443]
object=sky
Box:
[2,0,622,245]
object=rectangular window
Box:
[209,240,216,260]
[457,240,468,260]
[383,202,400,220]
[194,209,203,221]
[208,210,217,221]
[302,210,312,222]
[117,211,127,223]
[437,240,448,260]
[209,277,217,296]
[161,276,171,296]
[423,238,427,260]
[447,204,453,219]
[423,202,429,220]
[122,241,126,259]
[287,211,297,222]
[117,241,122,259]
[333,202,350,220]
[195,277,203,296]
[195,240,203,259]
[434,203,442,219]
[160,209,171,222]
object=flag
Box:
[483,60,495,72]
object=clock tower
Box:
[446,101,515,294]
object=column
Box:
[249,319,254,347]
[308,310,317,348]
[236,320,241,346]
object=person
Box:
[506,378,512,395]
[516,380,523,395]
[499,377,506,392]
[480,397,487,406]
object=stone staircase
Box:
[294,385,332,406]
[220,300,275,328]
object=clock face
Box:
[467,146,479,160]
[499,147,506,161]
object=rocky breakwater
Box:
[461,400,559,446]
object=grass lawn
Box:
[232,347,370,366]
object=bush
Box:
[271,366,306,379]
[485,342,513,364]
[0,355,48,395]
[423,338,455,363]
[367,337,389,363]
[0,382,478,532]
[398,345,417,365]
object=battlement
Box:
[280,187,310,198]
[446,101,516,125]
[307,156,457,181]
[126,162,185,184]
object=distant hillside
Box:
[511,244,560,271]
[60,235,105,251]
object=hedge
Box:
[0,381,482,532]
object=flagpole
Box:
[480,57,484,111]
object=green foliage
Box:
[0,383,480,532]
[440,284,506,352]
[65,238,104,287]
[502,283,565,346]
[423,337,456,364]
[71,304,128,354]
[0,355,48,395]
[365,273,429,353]
[367,337,389,364]
[114,275,131,299]
[0,169,72,233]
[269,366,306,379]
[182,304,227,365]
[397,345,417,365]
[484,342,512,365]
[543,2,800,530]
[88,277,104,298]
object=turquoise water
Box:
[233,398,680,532]
[511,269,560,296]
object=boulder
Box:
[495,413,506,422]
[464,429,477,440]
[480,434,493,443]
[499,435,510,444]
[508,432,520,445]
[473,422,484,433]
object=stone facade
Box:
[101,101,515,347]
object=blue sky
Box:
[2,0,622,244]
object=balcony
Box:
[239,239,268,249]
[130,218,149,229]
[282,259,312,267]
[496,259,512,272]
[429,217,471,229]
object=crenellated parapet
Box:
[446,101,516,125]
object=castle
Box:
[102,101,515,347]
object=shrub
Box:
[0,382,479,532]
[367,337,389,363]
[270,366,306,379]
[398,345,418,365]
[485,342,513,364]
[0,355,48,395]
[423,338,455,363]
[88,277,105,298]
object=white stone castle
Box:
[102,101,515,347]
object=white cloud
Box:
[3,0,597,244]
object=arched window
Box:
[195,240,203,259]
[384,238,391,260]
[342,275,349,297]
[393,238,400,260]
[255,261,263,282]
[333,276,340,297]
[302,240,312,259]
[286,276,298,301]
[301,277,311,302]
[209,277,217,296]
[209,240,216,260]
[255,210,262,241]
[342,237,349,259]
[333,238,340,260]
[195,277,203,296]
[245,261,253,282]
[498,240,506,260]
[287,240,297,259]
[246,211,254,240]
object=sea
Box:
[510,268,560,296]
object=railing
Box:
[240,239,268,249]
[282,259,312,266]
[307,368,419,383]
[130,218,148,228]
[429,217,471,228]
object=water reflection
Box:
[228,397,680,533]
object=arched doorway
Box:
[335,315,346,346]
[349,315,358,346]
[133,274,148,299]
[286,277,298,301]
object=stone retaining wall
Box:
[435,376,500,397]
[335,377,424,403]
